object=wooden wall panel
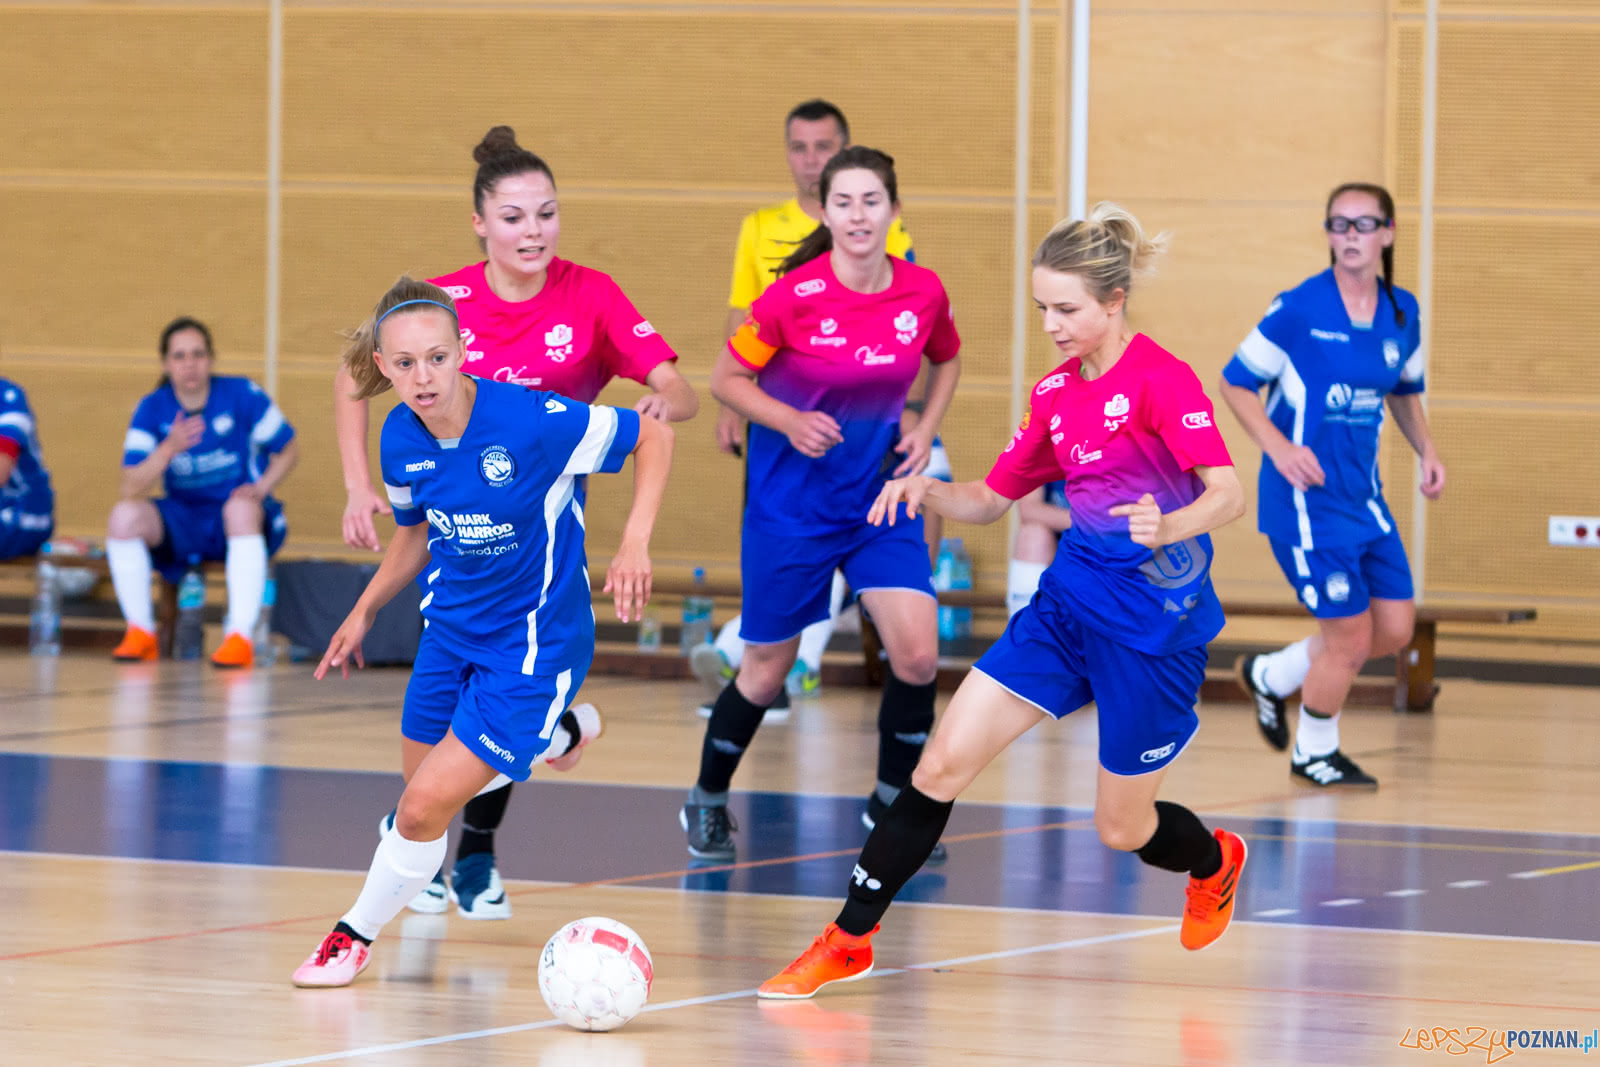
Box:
[1089,12,1385,203]
[0,189,266,363]
[0,8,266,178]
[282,10,1026,195]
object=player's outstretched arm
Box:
[334,364,390,552]
[869,476,1011,528]
[1109,465,1245,549]
[315,521,430,680]
[605,416,674,624]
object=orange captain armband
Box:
[729,317,778,369]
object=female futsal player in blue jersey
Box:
[292,277,673,987]
[1222,182,1445,790]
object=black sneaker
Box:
[680,803,738,861]
[1291,748,1379,789]
[1237,654,1289,752]
[862,792,948,866]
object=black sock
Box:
[876,673,937,791]
[457,782,513,863]
[333,920,371,946]
[555,709,581,755]
[835,785,953,936]
[1135,800,1222,878]
[696,683,768,795]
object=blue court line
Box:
[2,751,1597,944]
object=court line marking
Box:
[1509,859,1600,879]
[242,924,1179,1067]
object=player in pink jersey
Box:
[331,126,698,921]
[761,205,1251,1001]
[681,147,961,864]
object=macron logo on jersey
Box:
[544,398,566,413]
[478,733,516,764]
[405,459,436,473]
[794,279,826,297]
[1310,328,1350,343]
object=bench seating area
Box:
[0,554,1535,712]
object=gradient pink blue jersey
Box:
[430,259,677,404]
[729,255,959,535]
[986,335,1233,653]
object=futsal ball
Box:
[538,917,654,1032]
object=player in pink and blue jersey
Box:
[761,205,1251,1000]
[682,147,962,863]
[292,277,672,988]
[1222,182,1445,790]
[332,127,699,920]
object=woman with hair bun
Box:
[332,126,698,922]
[760,203,1250,1001]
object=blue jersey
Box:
[0,379,53,534]
[380,380,641,675]
[1223,270,1423,550]
[121,376,296,504]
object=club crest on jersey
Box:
[1326,572,1351,603]
[443,285,471,300]
[545,323,574,361]
[211,414,234,436]
[893,309,919,345]
[1326,383,1354,410]
[426,509,455,539]
[479,446,516,487]
[1383,339,1400,368]
[1104,393,1130,431]
[794,279,826,297]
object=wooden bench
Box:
[859,589,1535,712]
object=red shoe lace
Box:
[315,931,353,967]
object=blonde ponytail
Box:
[1033,201,1170,305]
[339,275,459,401]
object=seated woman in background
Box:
[0,363,54,560]
[107,317,299,667]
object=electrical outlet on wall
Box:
[1548,516,1600,547]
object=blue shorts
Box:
[973,591,1206,776]
[741,518,934,644]
[153,496,287,583]
[1270,528,1413,618]
[401,631,592,781]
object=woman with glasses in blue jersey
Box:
[291,276,673,988]
[1220,182,1446,790]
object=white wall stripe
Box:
[1413,0,1438,601]
[264,0,283,398]
[1006,0,1033,560]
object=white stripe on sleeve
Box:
[123,428,158,456]
[250,404,287,445]
[1235,328,1290,382]
[383,481,413,508]
[0,412,34,435]
[1400,345,1425,384]
[562,406,620,475]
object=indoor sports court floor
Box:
[3,654,1597,1065]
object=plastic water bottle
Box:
[679,567,715,655]
[174,567,206,660]
[253,576,278,666]
[29,559,61,657]
[636,612,661,652]
[934,538,957,641]
[949,538,974,639]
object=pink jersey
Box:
[987,334,1233,652]
[429,259,677,404]
[729,254,960,534]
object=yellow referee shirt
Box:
[727,197,914,309]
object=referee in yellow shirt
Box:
[697,100,947,712]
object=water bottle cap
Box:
[694,567,705,580]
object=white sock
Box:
[1293,705,1340,760]
[341,828,449,942]
[1256,637,1313,697]
[1007,560,1047,617]
[106,537,156,632]
[714,615,746,670]
[223,534,267,638]
[796,572,847,671]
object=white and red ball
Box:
[538,917,654,1032]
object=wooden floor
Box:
[2,653,1597,1065]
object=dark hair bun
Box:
[473,126,522,165]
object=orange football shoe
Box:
[112,625,159,662]
[210,632,254,669]
[758,923,877,1000]
[1180,829,1247,951]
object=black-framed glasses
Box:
[1324,215,1390,234]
